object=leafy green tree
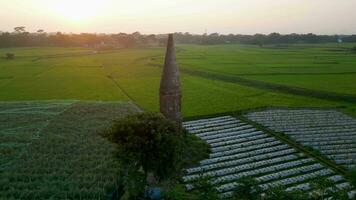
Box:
[103,112,184,198]
[231,177,262,200]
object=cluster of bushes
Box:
[5,53,14,59]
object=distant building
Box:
[159,34,182,128]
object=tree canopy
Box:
[1,27,356,48]
[103,112,183,181]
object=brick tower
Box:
[160,34,182,127]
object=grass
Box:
[244,74,356,95]
[176,44,356,102]
[0,47,93,58]
[0,44,355,117]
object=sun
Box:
[48,0,108,22]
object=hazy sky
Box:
[1,0,356,34]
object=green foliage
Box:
[193,175,219,200]
[103,112,211,199]
[159,135,210,200]
[103,112,183,182]
[121,168,147,199]
[5,53,14,59]
[329,189,351,200]
[3,30,356,48]
[348,168,356,187]
[264,186,308,200]
[231,177,261,200]
[309,177,336,199]
[175,133,211,174]
[162,184,198,200]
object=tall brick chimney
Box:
[159,34,182,127]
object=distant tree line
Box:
[1,27,356,48]
[0,27,159,49]
[173,32,356,45]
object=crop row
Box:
[183,116,354,198]
[246,109,356,170]
[0,102,74,170]
[0,102,138,199]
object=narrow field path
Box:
[101,64,143,111]
[181,68,356,103]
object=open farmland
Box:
[245,109,356,170]
[182,116,355,198]
[1,44,356,199]
[1,44,356,117]
[0,101,139,199]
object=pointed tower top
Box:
[160,34,180,93]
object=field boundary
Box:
[228,71,356,76]
[30,51,118,61]
[181,68,356,103]
[183,106,353,122]
[101,65,143,111]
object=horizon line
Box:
[1,30,355,36]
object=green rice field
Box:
[1,44,356,117]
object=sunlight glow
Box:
[47,0,109,22]
[1,0,355,34]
